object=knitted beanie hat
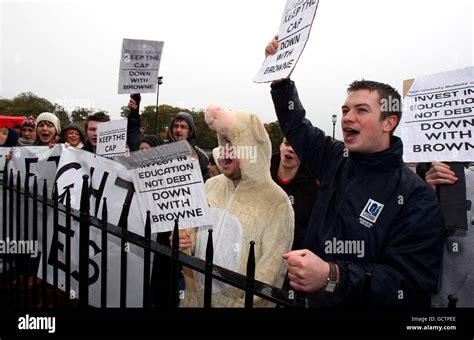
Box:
[36,112,61,133]
[140,134,164,148]
[21,115,36,128]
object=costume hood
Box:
[205,104,271,184]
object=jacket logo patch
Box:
[360,199,384,224]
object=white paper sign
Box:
[117,141,211,233]
[96,119,128,159]
[401,67,474,163]
[118,38,164,94]
[54,147,145,307]
[9,145,63,195]
[254,0,319,83]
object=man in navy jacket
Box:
[266,38,444,308]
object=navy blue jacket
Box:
[271,79,444,308]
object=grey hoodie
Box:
[168,112,210,181]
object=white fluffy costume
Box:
[182,105,294,307]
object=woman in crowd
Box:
[60,123,85,148]
[18,116,37,145]
[139,134,163,150]
[34,112,61,146]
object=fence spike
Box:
[101,197,108,308]
[79,175,90,309]
[244,241,256,309]
[143,211,151,308]
[203,229,214,308]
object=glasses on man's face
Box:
[173,124,189,130]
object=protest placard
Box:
[0,147,10,176]
[9,145,63,195]
[401,67,474,162]
[118,38,164,94]
[96,119,128,159]
[117,140,211,233]
[52,147,145,307]
[254,0,319,83]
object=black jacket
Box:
[126,93,143,152]
[270,153,318,250]
[82,140,94,153]
[271,79,444,308]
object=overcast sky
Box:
[1,0,472,139]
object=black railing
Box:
[0,169,303,309]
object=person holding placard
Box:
[265,37,444,308]
[126,94,164,151]
[177,104,294,307]
[83,112,111,153]
[167,112,210,182]
[419,162,473,308]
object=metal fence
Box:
[0,168,302,309]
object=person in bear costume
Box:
[179,104,294,307]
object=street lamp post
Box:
[154,76,163,135]
[332,114,337,139]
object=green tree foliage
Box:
[0,92,55,116]
[193,109,217,149]
[0,92,72,131]
[70,107,93,126]
[54,104,71,130]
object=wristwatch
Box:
[324,262,339,292]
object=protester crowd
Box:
[0,38,472,309]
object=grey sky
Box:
[1,0,472,139]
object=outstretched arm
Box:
[127,93,143,151]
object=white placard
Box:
[117,141,211,233]
[54,147,145,307]
[254,0,319,83]
[401,67,474,163]
[0,147,10,176]
[9,145,63,195]
[118,38,164,94]
[96,119,128,159]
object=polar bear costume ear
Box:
[250,113,267,144]
[205,104,236,135]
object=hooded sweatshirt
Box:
[59,123,85,148]
[168,112,210,182]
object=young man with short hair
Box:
[83,112,111,153]
[271,138,318,250]
[266,37,444,308]
[168,112,210,182]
